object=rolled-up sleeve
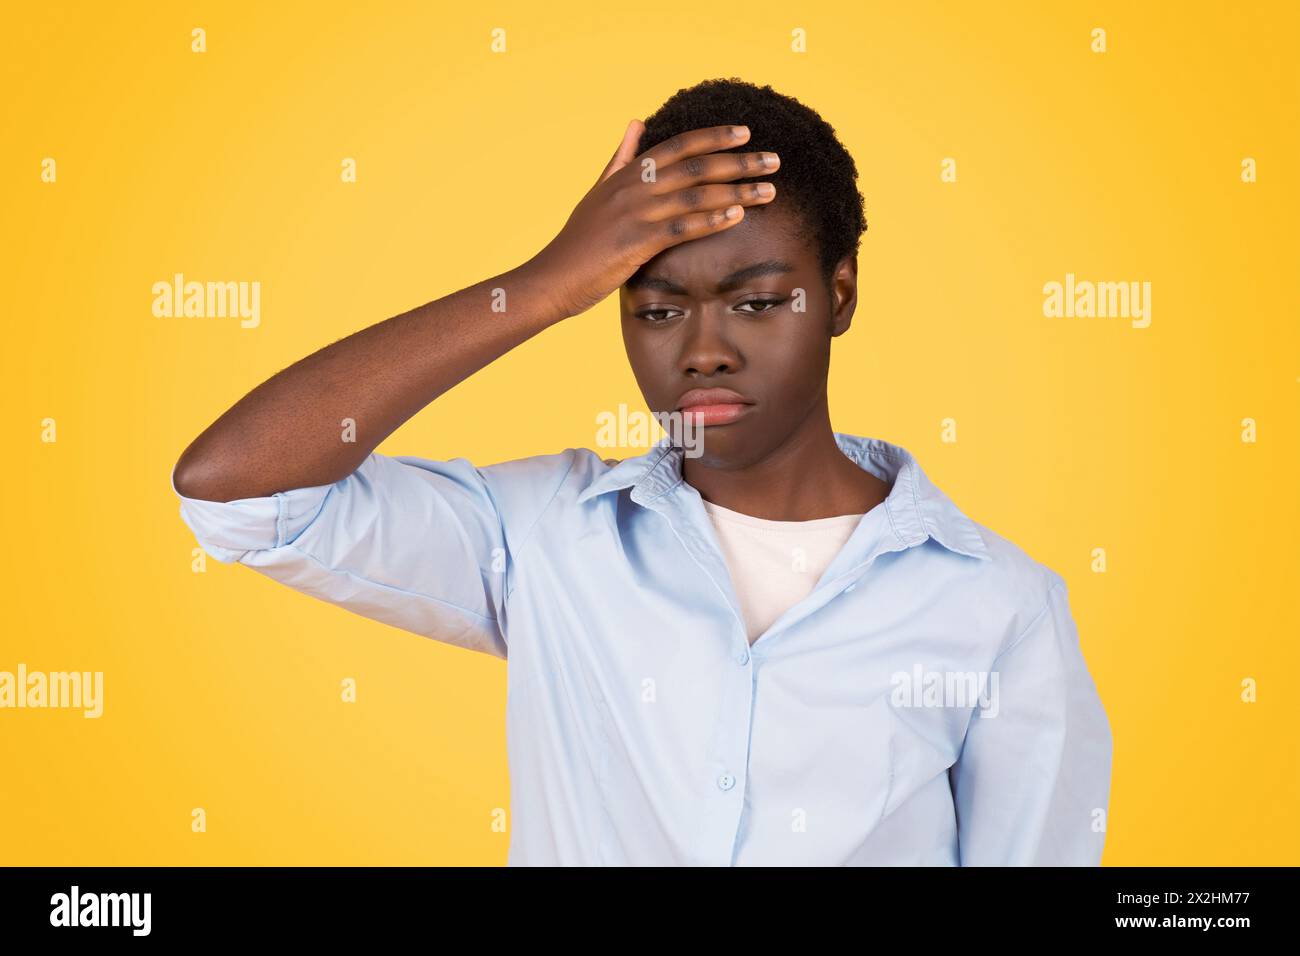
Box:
[949,577,1113,865]
[171,450,575,658]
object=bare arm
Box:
[171,262,569,501]
[172,120,779,502]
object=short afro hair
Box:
[636,78,867,286]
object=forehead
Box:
[624,203,815,292]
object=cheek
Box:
[752,336,830,411]
[623,339,672,401]
[620,323,649,367]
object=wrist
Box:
[511,254,575,326]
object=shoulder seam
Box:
[992,578,1065,664]
[510,448,580,563]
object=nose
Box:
[678,310,743,377]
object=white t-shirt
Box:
[701,498,866,645]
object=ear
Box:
[828,255,859,337]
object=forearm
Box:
[172,258,567,502]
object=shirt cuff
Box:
[170,463,334,557]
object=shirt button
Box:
[736,649,750,665]
[717,772,736,791]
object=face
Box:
[619,204,858,470]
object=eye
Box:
[735,297,787,315]
[636,307,681,325]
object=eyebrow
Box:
[625,260,796,295]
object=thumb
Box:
[597,118,644,184]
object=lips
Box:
[675,387,754,411]
[674,387,755,427]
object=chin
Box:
[687,425,758,467]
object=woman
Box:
[172,78,1112,866]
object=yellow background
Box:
[2,1,1296,865]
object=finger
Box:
[646,150,780,194]
[597,118,645,185]
[636,125,750,177]
[644,203,748,254]
[642,181,776,223]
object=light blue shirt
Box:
[172,432,1112,866]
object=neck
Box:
[682,404,890,521]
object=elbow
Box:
[172,452,228,502]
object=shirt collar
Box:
[576,431,991,562]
